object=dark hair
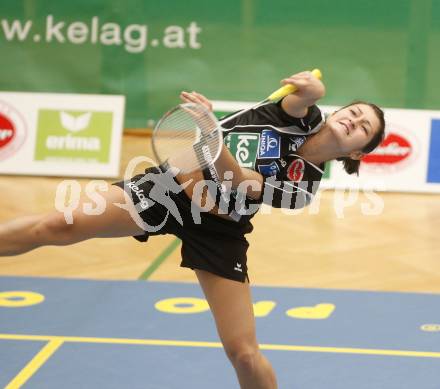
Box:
[336,101,385,175]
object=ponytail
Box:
[337,157,361,175]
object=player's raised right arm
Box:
[281,70,325,118]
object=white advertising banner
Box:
[319,106,440,194]
[213,101,440,194]
[0,92,125,178]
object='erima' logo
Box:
[127,181,150,209]
[234,262,243,272]
[45,111,101,151]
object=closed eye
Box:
[357,106,373,134]
[352,107,369,135]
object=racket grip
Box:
[267,69,322,101]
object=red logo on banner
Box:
[0,101,27,161]
[0,113,16,149]
[287,159,305,182]
[362,133,412,165]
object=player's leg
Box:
[195,269,277,389]
[0,185,144,256]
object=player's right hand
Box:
[180,91,213,112]
[281,71,325,101]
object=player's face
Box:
[326,104,381,157]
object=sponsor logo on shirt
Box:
[224,132,260,168]
[258,129,280,158]
[258,161,280,176]
[288,136,306,152]
[287,159,305,182]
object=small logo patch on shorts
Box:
[234,262,243,272]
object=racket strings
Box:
[152,103,222,173]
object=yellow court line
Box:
[5,339,64,389]
[2,333,440,359]
[258,344,440,358]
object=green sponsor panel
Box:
[1,0,439,128]
[224,132,260,169]
[35,110,113,162]
[323,161,331,179]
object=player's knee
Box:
[223,339,260,372]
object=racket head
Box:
[152,103,222,174]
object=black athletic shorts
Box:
[113,165,253,282]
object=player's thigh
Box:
[46,184,145,242]
[195,270,258,354]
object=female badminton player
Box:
[0,71,385,389]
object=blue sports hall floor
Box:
[1,276,439,388]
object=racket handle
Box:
[267,68,322,101]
